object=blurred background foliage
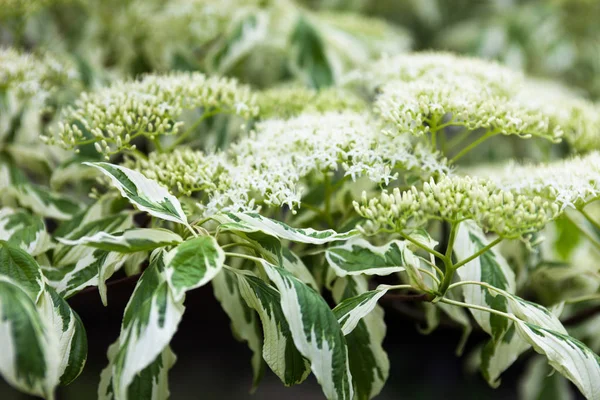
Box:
[3,0,598,97]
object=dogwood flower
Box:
[355,175,560,238]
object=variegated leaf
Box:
[325,238,407,277]
[110,251,184,400]
[261,260,354,400]
[9,184,82,220]
[99,341,176,400]
[58,228,183,253]
[212,268,264,389]
[84,162,189,227]
[164,236,224,302]
[0,277,58,399]
[515,321,600,399]
[213,212,357,244]
[44,249,128,306]
[332,287,389,335]
[455,221,517,336]
[0,241,45,302]
[332,276,390,400]
[0,208,51,256]
[454,220,522,385]
[228,231,318,289]
[37,286,87,386]
[235,270,311,386]
[519,356,574,400]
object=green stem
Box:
[439,297,516,321]
[431,130,437,150]
[445,223,458,261]
[220,242,257,251]
[435,257,455,300]
[153,137,164,153]
[452,236,503,270]
[224,252,264,265]
[382,284,415,291]
[399,231,447,261]
[450,129,499,163]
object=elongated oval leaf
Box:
[37,287,87,386]
[0,241,45,302]
[515,322,600,399]
[326,238,407,277]
[0,278,58,399]
[212,269,264,389]
[235,270,311,386]
[111,252,185,400]
[333,287,389,335]
[58,229,183,253]
[99,341,176,400]
[0,208,51,256]
[214,212,357,244]
[454,221,521,386]
[332,276,390,400]
[261,260,354,400]
[84,162,189,227]
[164,236,224,301]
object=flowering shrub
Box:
[2,2,600,400]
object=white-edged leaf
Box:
[515,321,600,399]
[8,184,82,220]
[332,276,390,400]
[212,268,264,389]
[0,241,45,302]
[325,238,407,277]
[58,228,183,253]
[235,269,311,386]
[164,236,224,302]
[454,220,522,385]
[333,287,389,335]
[53,212,134,265]
[0,277,58,399]
[37,286,87,386]
[455,220,517,336]
[110,251,184,400]
[519,355,574,400]
[260,259,354,400]
[214,212,357,244]
[99,341,176,400]
[228,230,318,289]
[84,162,189,227]
[43,249,128,306]
[0,208,51,256]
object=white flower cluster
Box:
[370,53,563,142]
[514,80,600,151]
[474,152,600,210]
[204,112,447,214]
[127,112,447,214]
[0,48,78,100]
[45,72,258,156]
[123,149,224,197]
[355,175,560,238]
[352,52,520,94]
[256,85,366,118]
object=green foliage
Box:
[2,1,600,399]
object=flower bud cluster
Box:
[475,152,600,210]
[256,85,366,119]
[514,80,600,151]
[354,175,560,238]
[124,149,224,197]
[45,72,258,156]
[0,48,78,101]
[375,77,563,142]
